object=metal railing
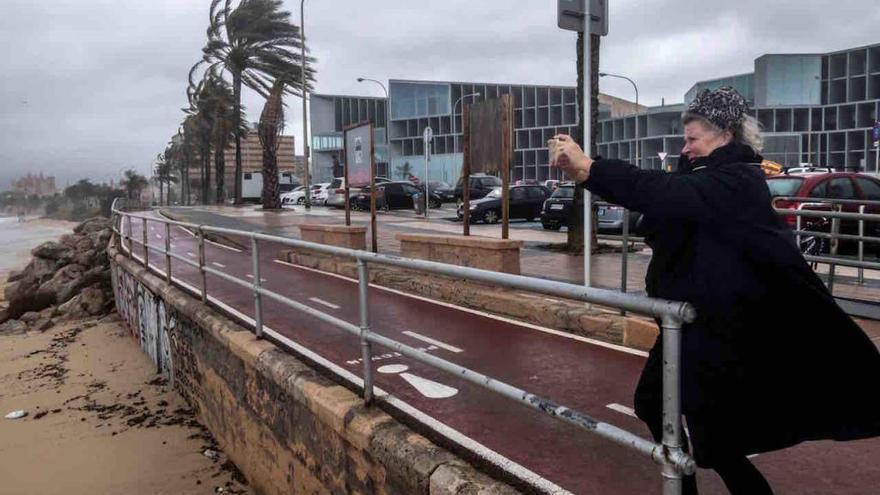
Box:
[110,198,696,494]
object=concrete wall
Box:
[109,250,519,495]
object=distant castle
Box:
[11,172,57,196]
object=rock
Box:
[0,291,56,324]
[79,287,105,315]
[6,269,25,283]
[0,319,28,335]
[37,264,86,304]
[37,319,55,331]
[19,312,40,323]
[58,294,87,318]
[73,249,97,267]
[203,449,219,460]
[74,217,111,235]
[31,241,73,262]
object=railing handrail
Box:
[772,196,880,207]
[109,203,698,492]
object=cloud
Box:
[0,0,878,189]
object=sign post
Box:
[423,126,433,219]
[872,121,880,174]
[658,151,668,171]
[344,122,377,251]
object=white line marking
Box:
[308,297,340,310]
[402,331,463,353]
[186,252,196,258]
[155,234,162,239]
[124,247,571,494]
[245,274,267,283]
[211,262,226,268]
[206,239,242,253]
[607,403,637,418]
[273,259,647,357]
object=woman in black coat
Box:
[550,87,880,494]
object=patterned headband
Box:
[687,86,748,131]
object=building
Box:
[309,81,642,185]
[187,123,297,201]
[599,43,880,171]
[11,172,56,196]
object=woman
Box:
[551,87,880,494]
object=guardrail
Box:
[110,198,696,494]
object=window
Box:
[828,178,856,199]
[527,187,546,199]
[808,180,828,198]
[551,186,575,199]
[855,178,880,200]
[510,188,527,201]
[402,184,419,195]
[479,177,502,188]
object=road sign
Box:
[557,0,609,35]
[423,126,433,146]
[658,152,668,161]
[873,121,880,142]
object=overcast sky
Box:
[1,0,878,189]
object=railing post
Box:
[252,236,263,339]
[126,215,133,259]
[357,259,374,405]
[620,207,630,315]
[142,217,149,268]
[198,227,207,304]
[661,315,685,495]
[164,222,172,284]
[828,210,840,293]
[795,206,803,248]
[858,205,865,284]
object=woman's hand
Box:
[548,134,592,183]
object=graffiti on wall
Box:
[112,264,174,377]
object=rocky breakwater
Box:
[0,217,114,334]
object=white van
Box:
[242,171,299,202]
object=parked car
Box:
[325,176,391,208]
[309,183,331,205]
[457,185,550,224]
[542,179,560,191]
[281,185,308,205]
[454,174,503,204]
[351,181,425,211]
[427,181,456,203]
[767,170,880,253]
[540,184,641,233]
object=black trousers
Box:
[634,348,773,495]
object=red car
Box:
[766,171,880,253]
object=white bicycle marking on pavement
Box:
[606,403,637,418]
[402,331,463,353]
[377,364,459,399]
[308,297,340,309]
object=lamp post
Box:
[300,0,311,210]
[453,92,481,134]
[599,73,640,167]
[807,75,821,166]
[357,77,390,177]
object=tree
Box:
[120,169,149,201]
[396,161,413,180]
[568,32,601,255]
[153,151,178,206]
[191,0,316,204]
[258,80,285,209]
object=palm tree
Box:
[153,151,178,206]
[191,0,317,205]
[120,169,149,202]
[258,80,285,209]
[568,31,601,254]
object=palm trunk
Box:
[567,32,601,255]
[232,72,244,205]
[202,145,211,205]
[259,81,284,210]
[214,142,225,205]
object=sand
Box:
[0,313,252,494]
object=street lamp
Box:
[807,75,821,166]
[453,92,481,134]
[300,0,311,210]
[599,73,640,168]
[357,77,391,177]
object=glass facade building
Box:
[599,43,880,171]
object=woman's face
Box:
[681,120,732,161]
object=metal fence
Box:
[110,198,696,494]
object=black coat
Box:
[584,143,880,467]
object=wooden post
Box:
[462,104,471,236]
[501,94,512,240]
[369,122,378,253]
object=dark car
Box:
[427,181,456,203]
[766,171,880,253]
[454,174,503,203]
[540,184,641,232]
[457,185,550,224]
[540,184,575,230]
[352,181,424,211]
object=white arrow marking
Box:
[377,364,458,399]
[606,403,637,418]
[402,331,463,353]
[309,297,340,309]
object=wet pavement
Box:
[121,210,880,494]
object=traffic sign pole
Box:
[424,126,433,218]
